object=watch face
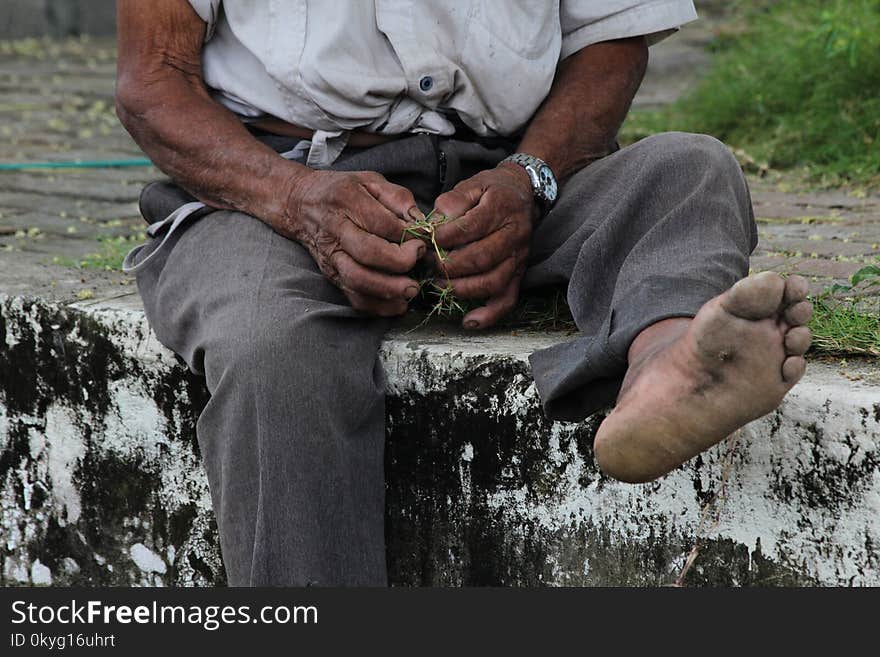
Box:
[537,164,558,203]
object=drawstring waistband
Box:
[121,200,207,273]
[122,144,310,274]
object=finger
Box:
[346,289,410,318]
[432,202,506,249]
[399,206,431,244]
[446,255,519,300]
[347,193,411,242]
[362,180,420,220]
[434,184,483,220]
[462,274,522,330]
[433,224,528,278]
[332,251,420,301]
[340,225,425,273]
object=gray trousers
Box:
[131,131,756,585]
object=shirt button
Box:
[419,76,434,92]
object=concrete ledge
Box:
[1,294,879,586]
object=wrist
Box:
[496,161,541,221]
[500,153,559,219]
[272,161,319,233]
[497,160,532,193]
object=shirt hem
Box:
[560,0,699,59]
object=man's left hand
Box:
[432,163,539,329]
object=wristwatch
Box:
[501,153,559,215]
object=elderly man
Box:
[116,0,813,586]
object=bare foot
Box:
[593,272,813,483]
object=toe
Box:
[784,326,812,355]
[722,271,786,320]
[783,275,809,305]
[784,300,813,326]
[782,355,806,384]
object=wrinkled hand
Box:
[281,170,425,316]
[432,164,539,329]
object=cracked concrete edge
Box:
[1,294,879,586]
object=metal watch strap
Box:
[501,153,556,214]
[505,153,544,170]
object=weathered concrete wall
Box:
[1,0,116,39]
[1,294,878,586]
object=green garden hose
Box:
[0,158,153,171]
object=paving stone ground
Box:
[1,33,878,309]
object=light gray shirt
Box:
[188,0,697,166]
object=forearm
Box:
[116,75,310,229]
[516,36,648,181]
[115,0,311,230]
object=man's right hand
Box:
[279,169,426,317]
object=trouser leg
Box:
[525,132,758,421]
[129,133,479,586]
[134,210,389,585]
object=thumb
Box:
[363,181,420,220]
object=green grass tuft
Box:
[623,0,880,184]
[809,260,880,357]
[810,300,880,357]
[54,233,145,271]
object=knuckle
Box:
[377,253,402,272]
[356,241,382,264]
[347,294,368,312]
[326,247,346,270]
[382,215,406,235]
[489,276,508,296]
[384,257,409,275]
[376,277,404,300]
[337,186,360,207]
[475,280,495,298]
[391,186,412,203]
[442,257,462,278]
[476,249,497,272]
[436,190,464,212]
[397,249,418,271]
[337,266,357,289]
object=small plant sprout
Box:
[407,280,473,333]
[426,282,470,319]
[401,209,454,266]
[403,209,472,325]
